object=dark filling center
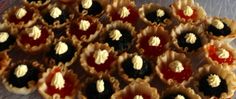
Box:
[177,32,202,52]
[85,80,114,99]
[145,10,170,24]
[162,93,189,99]
[122,57,152,79]
[53,27,67,38]
[198,74,228,98]
[42,9,69,25]
[208,23,231,36]
[0,34,15,52]
[48,41,76,64]
[79,1,103,16]
[7,64,39,88]
[105,29,133,52]
[27,0,46,3]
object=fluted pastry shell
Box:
[66,15,103,43]
[23,0,51,8]
[16,23,54,55]
[156,50,193,85]
[135,25,170,60]
[161,85,201,99]
[205,17,236,41]
[111,79,160,99]
[203,40,236,70]
[170,0,206,23]
[171,23,208,54]
[139,3,173,27]
[0,52,11,76]
[80,42,117,76]
[2,6,39,29]
[2,60,44,95]
[38,66,79,99]
[192,64,236,99]
[116,52,154,83]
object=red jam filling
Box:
[208,45,234,64]
[86,52,115,72]
[45,67,75,98]
[69,18,97,40]
[122,89,151,99]
[8,9,34,24]
[110,5,139,25]
[20,26,49,46]
[177,9,197,21]
[160,63,192,83]
[139,34,168,57]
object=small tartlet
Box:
[0,23,17,52]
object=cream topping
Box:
[55,41,68,55]
[93,49,109,65]
[109,29,122,41]
[96,79,105,93]
[119,7,130,18]
[132,55,143,70]
[183,6,193,17]
[50,7,62,19]
[81,0,92,9]
[169,60,184,73]
[148,36,161,47]
[216,48,230,59]
[29,26,41,40]
[0,32,9,43]
[175,95,185,99]
[14,64,28,78]
[79,20,91,31]
[212,19,224,30]
[16,8,27,19]
[134,95,143,99]
[184,33,197,44]
[156,9,165,17]
[207,74,221,88]
[51,72,65,90]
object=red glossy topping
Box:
[122,89,151,99]
[208,45,234,64]
[86,52,115,72]
[139,34,168,57]
[69,18,97,40]
[177,9,197,21]
[110,5,139,25]
[160,63,192,83]
[8,9,34,24]
[20,26,49,46]
[45,67,75,98]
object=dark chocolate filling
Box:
[198,74,228,98]
[122,57,152,79]
[7,64,39,88]
[162,93,189,99]
[27,0,46,3]
[42,9,69,25]
[208,23,231,36]
[145,10,170,24]
[85,80,114,99]
[0,34,15,52]
[79,1,103,16]
[177,32,202,52]
[105,29,133,52]
[52,27,66,38]
[48,41,76,64]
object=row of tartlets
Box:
[0,0,236,99]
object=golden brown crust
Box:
[2,60,44,95]
[171,23,209,54]
[170,0,206,23]
[116,52,154,83]
[138,3,174,27]
[23,0,51,8]
[38,66,79,99]
[16,24,54,55]
[111,79,159,99]
[192,64,236,99]
[161,85,201,99]
[203,40,236,70]
[156,50,193,86]
[0,52,11,76]
[80,42,118,76]
[66,15,103,43]
[2,6,39,29]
